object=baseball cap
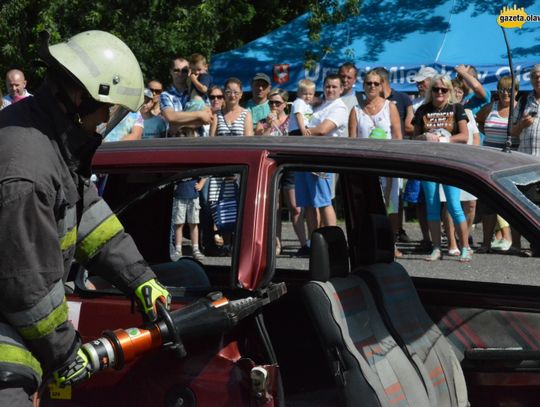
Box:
[412,67,438,82]
[143,88,153,98]
[252,72,271,84]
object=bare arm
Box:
[308,119,337,136]
[296,113,310,136]
[389,103,403,140]
[475,103,491,134]
[189,74,208,95]
[456,64,487,100]
[450,119,469,143]
[244,111,254,136]
[121,124,143,141]
[348,108,358,139]
[413,123,424,140]
[472,132,480,146]
[512,114,535,137]
[162,107,213,127]
[209,113,218,137]
[404,104,414,136]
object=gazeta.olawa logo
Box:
[498,4,540,28]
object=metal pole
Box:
[501,26,514,153]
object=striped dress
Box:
[483,102,519,149]
[216,109,248,136]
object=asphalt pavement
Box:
[273,221,540,287]
[200,220,539,286]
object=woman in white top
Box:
[348,70,402,142]
[348,70,402,256]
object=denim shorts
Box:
[294,172,333,208]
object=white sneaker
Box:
[492,239,512,251]
[170,249,182,262]
[193,250,205,261]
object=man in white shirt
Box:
[338,62,361,137]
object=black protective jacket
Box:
[0,83,155,387]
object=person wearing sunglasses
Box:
[413,75,472,262]
[255,89,289,136]
[255,89,305,255]
[140,88,168,139]
[348,69,403,257]
[208,85,225,117]
[210,77,253,137]
[438,79,480,258]
[160,57,212,137]
[475,76,520,254]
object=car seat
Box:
[354,214,468,407]
[301,226,431,406]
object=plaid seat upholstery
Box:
[355,215,468,407]
[302,226,431,406]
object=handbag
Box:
[210,178,239,232]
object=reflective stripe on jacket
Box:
[0,83,155,379]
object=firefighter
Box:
[0,31,171,405]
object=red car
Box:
[41,137,540,406]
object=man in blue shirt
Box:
[160,57,212,137]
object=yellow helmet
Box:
[41,30,144,112]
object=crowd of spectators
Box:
[2,60,539,262]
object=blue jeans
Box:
[422,181,466,225]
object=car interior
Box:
[73,161,540,407]
[265,164,540,407]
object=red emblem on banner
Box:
[273,64,290,84]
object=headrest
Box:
[309,226,349,281]
[358,214,395,264]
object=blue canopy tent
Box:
[211,0,540,92]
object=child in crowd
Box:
[171,177,207,261]
[181,53,213,137]
[185,53,213,112]
[288,79,315,135]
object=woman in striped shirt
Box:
[210,77,253,137]
[476,76,519,150]
[475,76,518,252]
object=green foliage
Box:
[0,0,360,92]
[304,0,361,69]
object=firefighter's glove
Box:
[134,278,171,322]
[53,348,92,388]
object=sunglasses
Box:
[498,88,513,94]
[364,81,381,87]
[209,94,224,100]
[225,90,241,96]
[432,87,449,94]
[150,88,162,94]
[173,67,189,74]
[268,100,283,106]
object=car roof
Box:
[95,137,540,176]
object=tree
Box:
[0,0,359,91]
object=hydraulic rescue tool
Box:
[79,283,286,376]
